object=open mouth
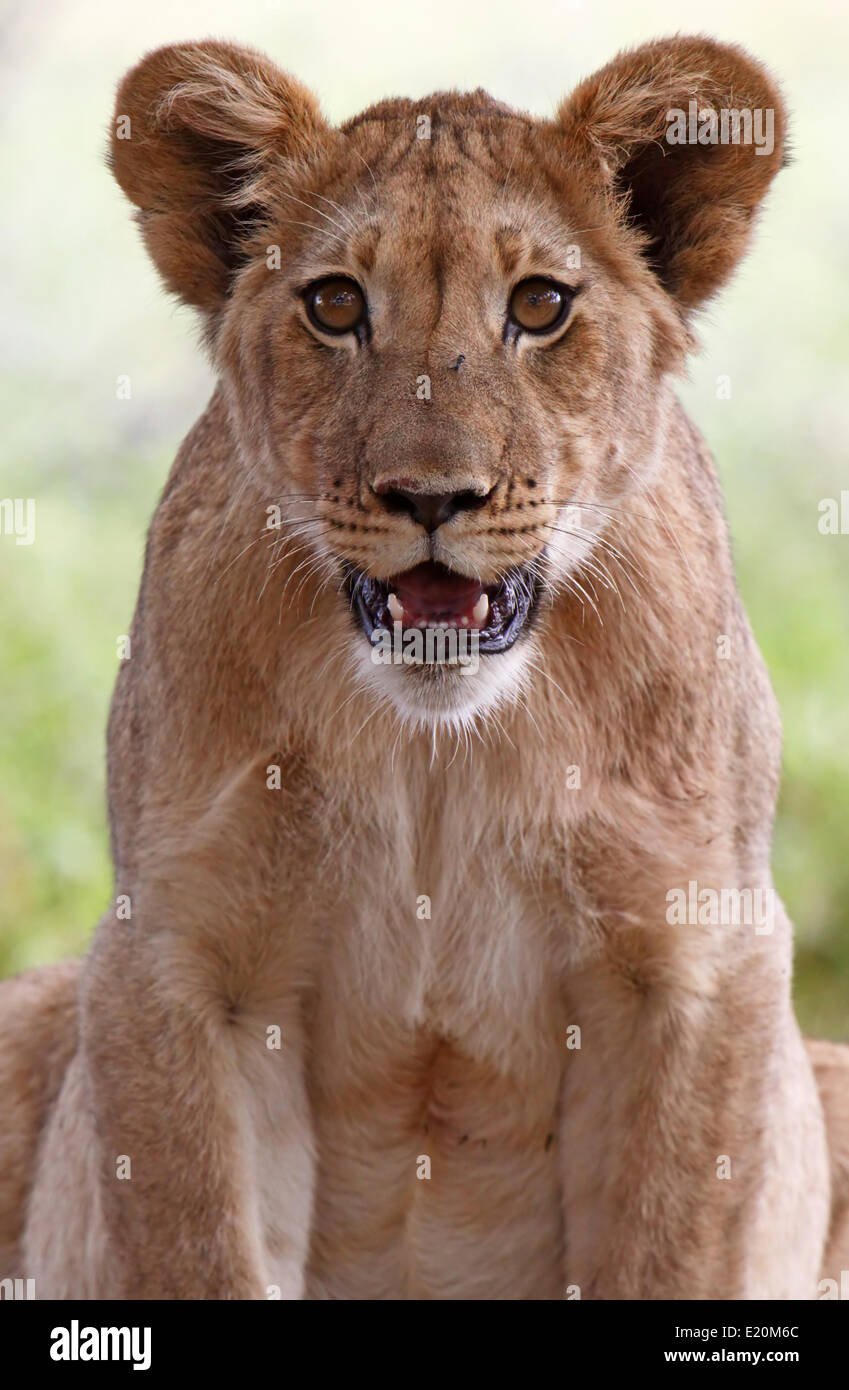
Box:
[347,560,541,655]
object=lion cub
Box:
[2,34,848,1300]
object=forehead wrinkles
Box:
[347,112,535,242]
[427,130,485,313]
[374,126,501,324]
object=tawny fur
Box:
[1,34,847,1300]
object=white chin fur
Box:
[347,634,532,731]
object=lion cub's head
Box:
[111,37,785,729]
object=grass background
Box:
[1,0,847,1037]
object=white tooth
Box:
[460,616,469,626]
[472,593,489,626]
[387,592,404,622]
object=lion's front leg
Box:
[557,926,829,1300]
[25,757,318,1300]
[25,915,315,1300]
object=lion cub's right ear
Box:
[109,41,328,313]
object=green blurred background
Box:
[0,0,847,1036]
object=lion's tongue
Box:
[389,562,490,628]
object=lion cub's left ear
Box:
[557,36,787,309]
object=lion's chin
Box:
[348,635,533,732]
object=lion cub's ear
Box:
[557,36,787,309]
[110,41,328,312]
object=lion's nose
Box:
[374,484,493,533]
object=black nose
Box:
[376,486,491,533]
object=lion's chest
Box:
[233,777,573,1297]
[295,832,568,1297]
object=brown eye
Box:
[508,277,571,335]
[305,277,367,337]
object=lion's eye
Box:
[508,278,571,335]
[305,277,367,336]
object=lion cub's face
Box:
[112,39,785,727]
[223,100,681,727]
